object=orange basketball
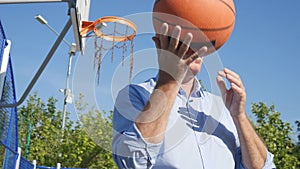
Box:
[152,0,236,54]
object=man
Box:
[112,23,275,168]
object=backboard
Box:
[70,0,91,53]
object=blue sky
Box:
[0,0,300,139]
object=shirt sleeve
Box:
[262,150,276,169]
[113,124,162,169]
[112,84,162,168]
[235,147,276,169]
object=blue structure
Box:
[0,19,19,169]
[0,19,88,169]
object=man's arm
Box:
[112,85,163,168]
[135,23,207,144]
[233,112,267,169]
[135,76,180,143]
[217,68,272,169]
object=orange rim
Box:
[80,16,137,42]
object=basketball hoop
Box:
[80,16,137,83]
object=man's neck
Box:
[181,78,195,97]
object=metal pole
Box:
[35,14,72,47]
[32,160,37,169]
[45,24,72,47]
[15,147,22,169]
[61,43,76,136]
[25,121,32,159]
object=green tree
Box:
[18,93,64,166]
[251,102,300,168]
[0,110,6,163]
[18,93,117,168]
[0,145,4,166]
[292,120,300,162]
[74,94,116,168]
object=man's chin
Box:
[182,72,197,84]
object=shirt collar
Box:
[188,78,205,98]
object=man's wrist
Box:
[232,112,248,124]
[156,71,180,88]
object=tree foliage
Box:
[74,94,116,168]
[251,102,300,168]
[18,93,117,168]
[293,120,300,162]
[18,94,62,166]
[0,145,4,166]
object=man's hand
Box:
[216,68,246,118]
[152,23,207,85]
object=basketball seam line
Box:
[219,0,236,15]
[153,16,235,32]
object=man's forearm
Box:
[233,113,267,169]
[135,79,179,144]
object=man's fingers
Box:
[185,46,207,65]
[231,82,245,96]
[224,68,240,80]
[160,23,169,49]
[219,68,244,89]
[217,70,226,78]
[226,74,244,89]
[169,25,181,52]
[152,36,161,49]
[216,75,227,98]
[177,32,193,58]
[222,68,244,89]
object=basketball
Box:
[152,0,236,54]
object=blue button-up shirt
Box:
[112,77,275,169]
